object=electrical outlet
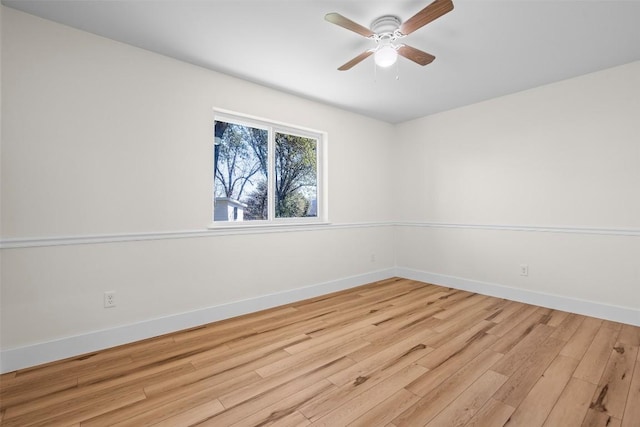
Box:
[104,291,116,308]
[371,254,376,262]
[519,264,529,277]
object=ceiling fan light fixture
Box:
[325,0,454,71]
[375,45,398,67]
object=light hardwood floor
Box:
[1,278,639,426]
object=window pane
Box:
[214,121,268,221]
[274,132,318,218]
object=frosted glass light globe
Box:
[374,45,398,68]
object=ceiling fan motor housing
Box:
[370,15,401,37]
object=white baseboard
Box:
[0,268,396,374]
[3,266,638,373]
[396,267,640,327]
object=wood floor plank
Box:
[269,410,312,427]
[617,324,640,347]
[8,344,145,383]
[147,398,225,427]
[550,312,585,341]
[621,353,640,427]
[105,389,226,427]
[486,300,527,324]
[195,304,299,333]
[250,317,331,344]
[293,304,384,339]
[358,281,444,309]
[226,319,324,352]
[0,376,78,412]
[601,321,625,332]
[491,323,555,376]
[432,294,490,320]
[228,380,334,427]
[190,333,309,370]
[431,299,499,334]
[416,320,496,370]
[502,354,579,427]
[581,411,622,427]
[491,335,565,408]
[427,289,475,309]
[464,398,515,427]
[423,370,507,427]
[346,388,420,427]
[584,343,638,421]
[298,336,431,421]
[490,307,553,354]
[546,309,571,327]
[284,319,377,355]
[543,377,597,427]
[347,322,439,364]
[407,326,498,398]
[82,371,262,427]
[290,289,369,315]
[145,349,290,397]
[218,355,354,413]
[352,304,444,358]
[2,387,146,427]
[5,362,195,419]
[396,349,503,425]
[560,316,603,360]
[486,305,540,337]
[573,325,622,384]
[309,364,427,426]
[359,287,452,331]
[85,359,197,392]
[0,279,637,427]
[254,334,371,379]
[1,352,135,395]
[195,363,345,426]
[327,327,435,387]
[75,339,219,387]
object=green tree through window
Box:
[275,133,317,218]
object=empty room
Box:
[0,0,639,426]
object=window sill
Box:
[207,220,331,233]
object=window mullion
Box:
[267,126,276,221]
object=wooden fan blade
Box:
[397,45,436,66]
[338,50,374,71]
[325,13,375,38]
[400,0,454,35]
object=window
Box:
[212,111,325,225]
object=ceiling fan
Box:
[325,0,454,71]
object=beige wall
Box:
[1,8,396,238]
[394,62,640,227]
[0,8,396,353]
[395,61,639,314]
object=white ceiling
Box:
[3,0,640,123]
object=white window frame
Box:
[209,109,328,229]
